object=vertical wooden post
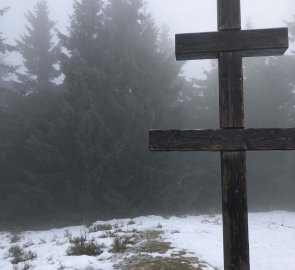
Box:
[151,1,289,269]
[218,1,250,270]
[221,151,249,270]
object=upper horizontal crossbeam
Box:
[149,128,295,151]
[176,28,288,61]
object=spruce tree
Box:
[92,0,189,215]
[16,1,59,92]
[59,0,190,216]
[59,0,109,215]
[0,7,17,82]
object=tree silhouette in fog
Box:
[16,1,60,93]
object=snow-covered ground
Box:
[0,211,294,270]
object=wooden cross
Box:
[149,0,294,269]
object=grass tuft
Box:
[8,245,37,265]
[67,233,104,256]
[127,220,136,225]
[110,237,129,253]
[9,232,22,243]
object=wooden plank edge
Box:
[149,128,295,151]
[175,27,289,61]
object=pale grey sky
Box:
[1,0,294,78]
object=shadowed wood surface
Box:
[219,51,244,128]
[218,0,241,30]
[149,128,295,151]
[221,151,249,270]
[176,28,289,60]
[217,2,250,267]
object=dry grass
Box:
[116,255,204,270]
[67,233,104,256]
[8,245,37,265]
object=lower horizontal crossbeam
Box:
[149,128,295,151]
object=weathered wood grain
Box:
[221,151,249,270]
[219,51,244,128]
[218,1,250,268]
[149,128,295,151]
[218,0,241,31]
[176,28,289,60]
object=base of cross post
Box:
[221,151,250,270]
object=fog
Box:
[0,0,294,231]
[1,0,294,78]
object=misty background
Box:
[0,0,294,229]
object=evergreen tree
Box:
[0,7,17,82]
[16,1,60,92]
[59,0,109,215]
[286,15,295,53]
[58,0,190,217]
[96,0,190,215]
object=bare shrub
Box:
[110,237,129,253]
[67,232,104,256]
[8,245,37,264]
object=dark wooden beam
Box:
[176,28,288,60]
[218,0,241,31]
[219,51,244,128]
[218,0,250,261]
[221,151,249,270]
[149,128,295,151]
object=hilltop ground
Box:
[0,211,294,270]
